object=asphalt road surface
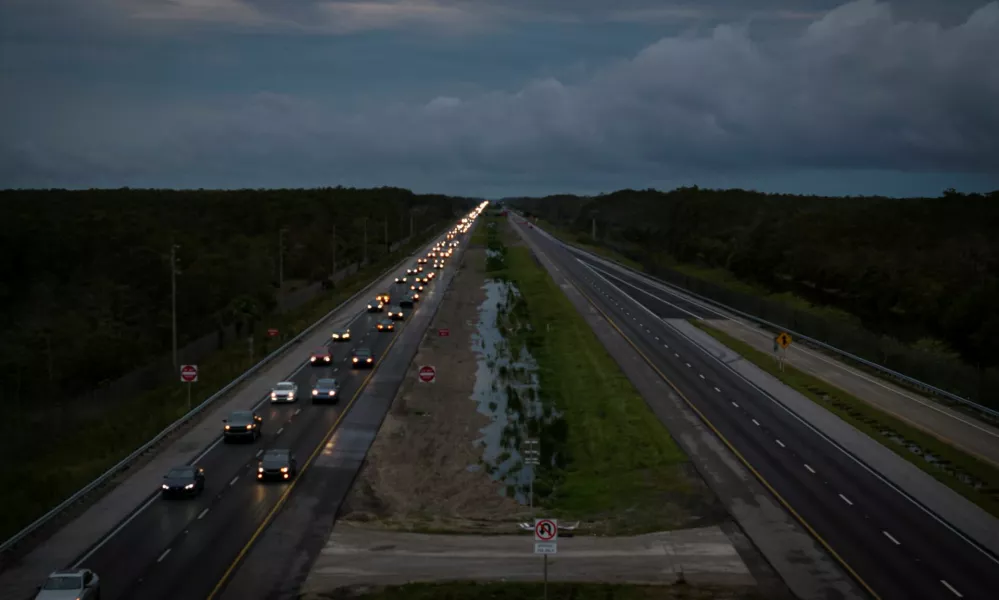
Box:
[515,220,999,600]
[63,266,456,600]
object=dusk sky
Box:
[1,0,997,197]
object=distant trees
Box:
[0,187,474,408]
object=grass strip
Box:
[0,228,445,542]
[691,320,999,519]
[488,217,717,534]
[320,581,764,600]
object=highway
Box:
[514,219,999,600]
[55,220,478,600]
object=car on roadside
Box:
[376,319,395,332]
[312,378,340,403]
[270,381,298,403]
[331,328,351,342]
[309,347,332,365]
[352,347,375,368]
[34,569,101,600]
[161,465,205,498]
[386,306,405,320]
[256,449,297,482]
[366,298,384,312]
[222,409,263,443]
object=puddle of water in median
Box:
[469,278,553,503]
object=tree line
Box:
[506,187,999,374]
[0,187,475,408]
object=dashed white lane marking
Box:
[775,439,785,448]
[883,531,901,545]
[294,408,301,415]
[229,476,239,486]
[663,344,669,348]
[731,401,739,408]
[699,373,705,379]
[804,464,816,474]
[157,548,171,563]
[674,353,680,358]
[940,580,963,597]
[714,387,721,392]
[752,419,760,426]
[654,336,659,341]
[839,494,854,506]
[197,508,209,520]
[255,449,263,457]
[685,362,692,368]
[277,427,284,435]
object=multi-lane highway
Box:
[513,219,999,600]
[42,209,484,600]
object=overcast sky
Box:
[1,0,997,197]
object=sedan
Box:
[376,292,391,304]
[223,409,263,442]
[352,347,375,368]
[395,276,408,284]
[309,347,332,365]
[410,283,425,292]
[376,319,395,332]
[406,267,418,275]
[34,569,100,600]
[331,328,351,342]
[399,295,416,308]
[257,449,297,482]
[161,465,205,498]
[366,299,385,312]
[386,306,405,320]
[312,378,340,404]
[270,381,298,403]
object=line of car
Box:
[31,207,488,600]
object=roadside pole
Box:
[523,438,540,515]
[534,518,558,600]
[180,364,198,411]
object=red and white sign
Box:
[180,364,199,383]
[267,328,279,337]
[534,518,558,542]
[418,365,436,383]
[438,328,450,337]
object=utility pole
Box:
[590,210,598,241]
[524,438,540,515]
[331,224,337,278]
[278,228,287,290]
[384,219,389,252]
[409,210,414,239]
[170,241,180,370]
[362,217,368,264]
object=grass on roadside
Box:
[0,229,444,542]
[491,218,721,534]
[691,320,999,519]
[317,582,764,600]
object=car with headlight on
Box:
[386,306,405,320]
[416,265,424,273]
[222,409,263,442]
[34,569,101,600]
[270,381,298,403]
[309,347,332,365]
[434,261,443,269]
[417,257,428,264]
[161,465,205,498]
[257,449,297,482]
[376,319,395,332]
[331,328,350,342]
[395,275,408,284]
[367,298,384,312]
[426,271,436,280]
[312,378,340,403]
[410,283,424,292]
[406,267,418,276]
[352,347,375,368]
[376,292,391,304]
[399,294,417,308]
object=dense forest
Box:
[0,187,474,408]
[506,188,999,403]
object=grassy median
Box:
[320,582,764,600]
[0,229,444,543]
[691,320,999,519]
[487,217,719,534]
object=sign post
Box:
[523,438,540,515]
[180,364,198,410]
[534,518,558,600]
[418,365,436,384]
[776,332,792,372]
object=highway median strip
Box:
[691,320,999,519]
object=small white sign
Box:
[534,542,557,555]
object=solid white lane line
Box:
[72,492,160,567]
[714,387,721,392]
[157,548,171,563]
[229,476,239,486]
[883,531,900,545]
[197,508,209,520]
[277,427,284,435]
[776,439,785,448]
[804,464,816,474]
[752,419,760,426]
[839,494,854,506]
[699,373,705,379]
[940,580,963,597]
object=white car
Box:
[270,381,298,403]
[35,569,100,600]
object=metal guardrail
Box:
[529,218,999,421]
[0,228,449,556]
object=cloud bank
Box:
[1,0,998,191]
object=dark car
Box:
[309,347,332,365]
[376,292,391,304]
[352,347,375,368]
[223,409,263,443]
[376,319,395,332]
[312,378,340,404]
[161,465,205,498]
[406,267,418,275]
[399,294,416,308]
[386,306,405,320]
[331,328,351,342]
[410,283,424,292]
[257,449,297,482]
[395,275,408,284]
[366,298,384,312]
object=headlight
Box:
[246,424,252,429]
[224,425,230,430]
[258,467,264,472]
[162,484,169,490]
[352,357,358,362]
[185,483,195,490]
[280,467,289,473]
[367,358,373,363]
[312,389,318,395]
[329,391,335,396]
[324,356,330,361]
[310,357,316,362]
[332,334,339,339]
[288,393,294,399]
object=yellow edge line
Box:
[206,331,404,600]
[557,265,882,600]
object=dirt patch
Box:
[339,246,527,532]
